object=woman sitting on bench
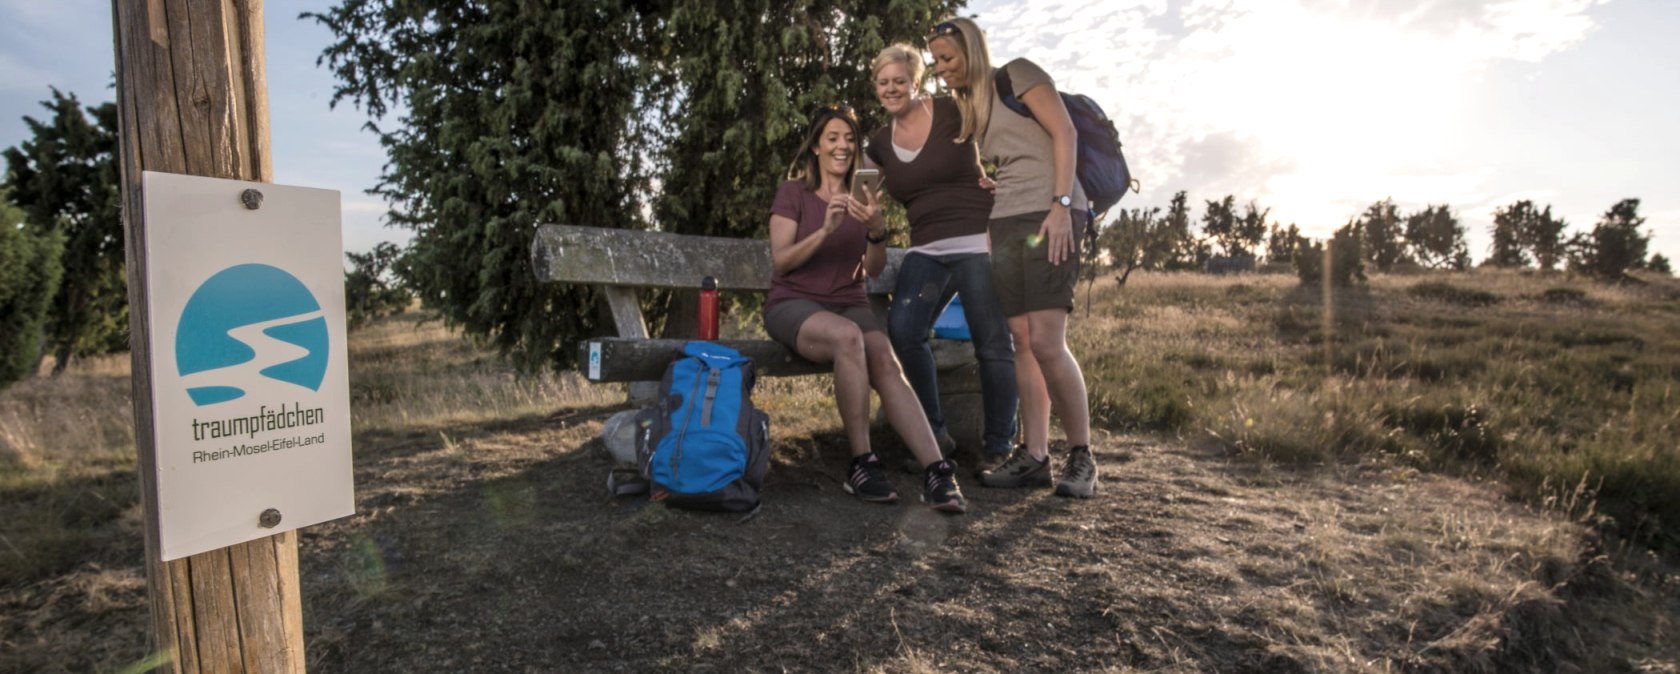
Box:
[762,103,967,513]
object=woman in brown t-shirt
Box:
[763,105,967,513]
[863,44,1019,473]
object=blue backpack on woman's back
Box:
[994,68,1137,218]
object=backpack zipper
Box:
[670,357,707,483]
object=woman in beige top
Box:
[927,17,1099,498]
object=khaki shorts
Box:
[763,299,883,350]
[989,210,1086,317]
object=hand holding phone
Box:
[851,168,882,202]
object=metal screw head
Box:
[240,189,264,210]
[259,508,282,528]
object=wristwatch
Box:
[1053,194,1073,208]
[866,229,888,244]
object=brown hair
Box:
[786,105,864,192]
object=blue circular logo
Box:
[176,264,329,406]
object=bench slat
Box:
[579,337,977,382]
[533,224,773,291]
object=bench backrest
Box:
[532,224,907,293]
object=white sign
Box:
[142,171,354,561]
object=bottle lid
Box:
[702,276,717,290]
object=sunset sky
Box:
[3,0,1674,265]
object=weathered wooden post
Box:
[113,1,306,671]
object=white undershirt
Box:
[909,232,990,256]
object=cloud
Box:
[965,0,1611,235]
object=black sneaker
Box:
[922,460,967,514]
[901,430,959,474]
[1054,445,1098,498]
[978,446,1052,488]
[844,452,899,503]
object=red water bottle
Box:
[698,276,719,340]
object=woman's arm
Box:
[769,198,850,276]
[1020,83,1079,265]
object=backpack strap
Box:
[994,68,1031,119]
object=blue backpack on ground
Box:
[635,342,770,513]
[995,67,1137,219]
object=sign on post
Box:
[142,171,355,561]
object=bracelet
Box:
[865,229,888,244]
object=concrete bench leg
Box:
[936,362,987,453]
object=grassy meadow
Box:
[1065,268,1680,551]
[2,267,1678,671]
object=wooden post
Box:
[113,1,305,672]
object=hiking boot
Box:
[978,446,1052,488]
[921,460,967,513]
[1054,445,1099,499]
[845,452,899,503]
[973,449,1011,476]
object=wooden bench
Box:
[530,224,990,448]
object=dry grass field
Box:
[2,270,1678,673]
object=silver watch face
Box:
[1056,195,1072,207]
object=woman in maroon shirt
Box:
[763,104,966,513]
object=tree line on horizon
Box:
[1095,191,1670,287]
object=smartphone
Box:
[851,168,882,201]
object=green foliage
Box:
[1403,204,1469,271]
[1486,200,1565,270]
[0,192,64,387]
[310,0,961,368]
[1356,198,1407,272]
[1,89,125,375]
[1648,253,1673,275]
[1567,198,1651,280]
[1097,206,1178,286]
[1199,194,1237,257]
[1160,190,1202,270]
[344,242,413,329]
[1487,201,1529,267]
[1265,221,1306,266]
[1294,222,1365,287]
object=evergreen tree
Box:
[1521,203,1567,271]
[344,242,414,328]
[1232,200,1269,259]
[1160,190,1200,270]
[1648,253,1673,276]
[1200,194,1238,257]
[1578,198,1650,280]
[1356,198,1406,272]
[1265,221,1306,266]
[0,192,64,387]
[1295,222,1365,287]
[1403,204,1469,270]
[1487,200,1535,268]
[2,89,125,375]
[311,0,961,367]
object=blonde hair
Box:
[928,17,994,144]
[870,43,925,87]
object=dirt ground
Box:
[6,403,1679,673]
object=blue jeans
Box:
[886,251,1018,456]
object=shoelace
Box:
[1061,448,1091,480]
[925,466,957,499]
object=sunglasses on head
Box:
[812,103,856,121]
[928,21,961,39]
